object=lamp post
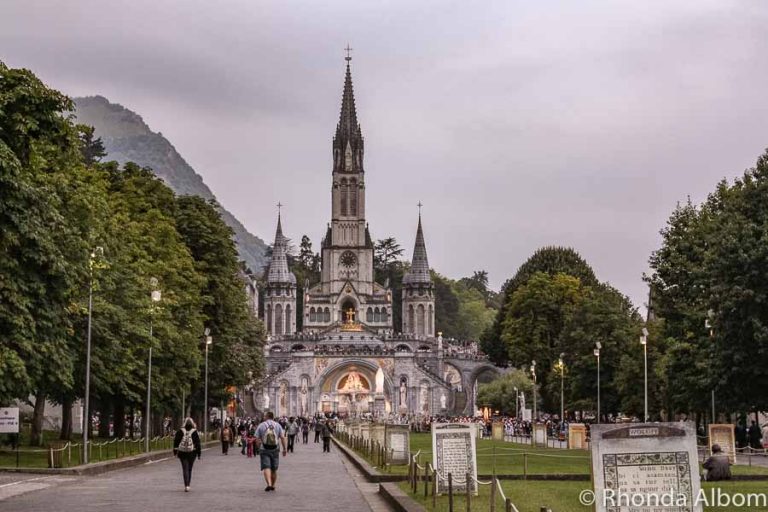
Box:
[204,328,212,441]
[706,311,715,423]
[82,246,103,464]
[556,353,565,425]
[640,327,649,422]
[146,278,161,453]
[513,386,519,419]
[530,360,537,422]
[593,342,602,423]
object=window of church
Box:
[417,304,425,336]
[350,178,357,216]
[340,179,348,216]
[366,308,373,322]
[266,305,272,334]
[285,305,292,334]
[275,304,283,335]
[324,308,331,322]
[374,308,381,323]
[310,308,317,322]
[408,305,415,333]
[428,305,434,335]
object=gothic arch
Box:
[266,304,272,334]
[349,178,357,215]
[340,178,348,216]
[285,304,292,334]
[428,305,434,336]
[408,305,415,333]
[417,304,425,336]
[275,304,283,335]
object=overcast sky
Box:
[3,0,768,312]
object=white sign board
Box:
[0,407,20,433]
[385,424,410,464]
[590,422,702,512]
[533,423,547,446]
[371,424,385,447]
[522,408,532,422]
[432,423,477,495]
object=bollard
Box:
[505,498,512,512]
[465,472,471,512]
[448,473,454,512]
[424,466,429,498]
[67,443,72,466]
[432,469,437,508]
[490,477,496,512]
[48,447,54,468]
[524,452,528,479]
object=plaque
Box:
[371,424,385,447]
[385,424,410,464]
[569,423,587,450]
[533,423,547,446]
[492,421,504,441]
[708,424,736,464]
[0,408,19,434]
[432,423,477,495]
[360,423,370,441]
[590,422,703,512]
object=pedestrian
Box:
[703,444,732,481]
[321,420,332,453]
[302,420,309,444]
[220,420,232,454]
[748,420,763,450]
[314,418,322,443]
[286,417,298,453]
[173,417,202,492]
[254,411,287,492]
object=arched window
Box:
[408,305,415,334]
[428,305,434,336]
[310,308,316,323]
[366,307,373,322]
[374,308,381,323]
[275,304,283,335]
[340,179,348,216]
[417,304,425,336]
[324,308,331,322]
[349,178,357,216]
[285,304,292,334]
[266,305,272,334]
[383,309,389,323]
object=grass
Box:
[400,480,768,512]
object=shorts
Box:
[260,447,279,471]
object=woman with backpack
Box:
[173,417,202,492]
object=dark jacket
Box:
[173,427,202,459]
[703,453,731,481]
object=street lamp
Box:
[83,246,103,464]
[204,328,212,441]
[513,386,519,419]
[556,353,565,425]
[146,277,161,453]
[593,342,602,423]
[530,360,537,422]
[706,310,715,423]
[640,327,649,422]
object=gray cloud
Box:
[2,0,768,312]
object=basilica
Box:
[252,57,499,418]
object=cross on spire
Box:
[277,201,283,213]
[417,201,423,215]
[344,44,353,62]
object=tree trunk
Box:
[98,400,111,438]
[128,408,135,439]
[60,395,73,440]
[113,396,126,439]
[30,391,47,446]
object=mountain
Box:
[73,95,268,273]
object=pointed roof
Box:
[333,58,364,172]
[403,213,432,285]
[266,212,296,286]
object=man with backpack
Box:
[254,411,287,492]
[173,417,202,492]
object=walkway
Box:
[1,438,387,511]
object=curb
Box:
[0,441,218,476]
[379,482,425,512]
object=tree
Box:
[477,368,536,415]
[374,237,404,272]
[77,124,106,165]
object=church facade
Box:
[252,58,499,418]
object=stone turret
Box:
[402,211,435,337]
[264,211,296,337]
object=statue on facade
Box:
[440,392,447,410]
[263,388,270,410]
[375,367,384,394]
[399,379,407,406]
[300,377,308,415]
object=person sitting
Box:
[703,444,732,481]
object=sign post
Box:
[0,408,20,467]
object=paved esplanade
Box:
[1,442,386,511]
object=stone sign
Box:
[432,423,477,495]
[385,424,410,464]
[492,421,504,441]
[568,423,587,449]
[590,422,703,512]
[533,423,547,446]
[0,407,19,434]
[371,424,385,447]
[708,424,736,464]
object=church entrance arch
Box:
[315,359,393,417]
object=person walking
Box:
[321,420,332,453]
[254,411,287,492]
[301,420,309,444]
[221,421,232,455]
[286,417,298,453]
[748,420,763,450]
[314,418,322,443]
[173,417,202,492]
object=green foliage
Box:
[648,149,768,415]
[482,247,598,366]
[476,368,535,414]
[432,271,496,341]
[289,235,321,331]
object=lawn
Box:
[400,480,768,512]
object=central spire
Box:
[333,50,364,173]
